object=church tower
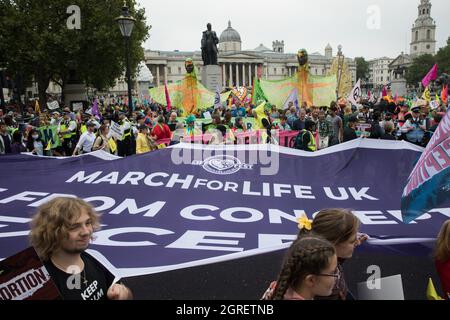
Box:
[410,0,436,57]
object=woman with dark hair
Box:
[11,130,26,154]
[25,129,44,155]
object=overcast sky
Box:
[136,0,449,60]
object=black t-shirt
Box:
[44,252,115,300]
[343,127,357,142]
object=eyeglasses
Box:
[317,268,341,280]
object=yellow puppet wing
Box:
[253,102,268,130]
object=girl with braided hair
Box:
[262,236,338,300]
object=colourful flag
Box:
[251,78,268,105]
[422,86,431,102]
[401,109,450,222]
[283,88,299,110]
[421,63,438,88]
[164,82,171,112]
[442,85,448,104]
[34,100,40,115]
[382,86,387,98]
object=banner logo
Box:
[193,155,253,175]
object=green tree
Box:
[405,54,435,87]
[0,0,150,106]
[435,37,450,75]
[355,57,369,82]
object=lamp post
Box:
[336,45,344,100]
[115,2,136,118]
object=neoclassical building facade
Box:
[145,21,356,89]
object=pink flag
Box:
[382,86,387,97]
[421,64,438,88]
[164,82,172,112]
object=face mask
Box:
[32,135,39,139]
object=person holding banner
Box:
[29,197,133,300]
[59,111,78,156]
[294,120,317,152]
[434,220,450,299]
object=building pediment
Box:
[389,54,411,69]
[219,52,263,60]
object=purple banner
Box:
[0,139,449,279]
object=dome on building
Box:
[219,21,242,43]
[253,43,272,52]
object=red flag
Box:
[368,90,371,98]
[442,85,448,104]
[382,86,387,97]
[421,64,438,88]
[164,82,171,112]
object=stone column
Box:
[248,64,252,86]
[164,65,168,85]
[236,63,240,87]
[229,63,233,87]
[222,64,226,87]
[156,65,160,87]
[265,64,269,79]
[242,63,247,87]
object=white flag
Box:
[283,88,299,110]
[348,79,361,105]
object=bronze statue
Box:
[201,23,219,66]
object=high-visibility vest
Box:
[301,130,317,151]
[61,121,77,139]
[120,120,132,140]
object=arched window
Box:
[423,9,426,15]
[427,9,429,14]
[427,30,431,40]
[415,31,419,41]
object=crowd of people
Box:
[0,90,447,157]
